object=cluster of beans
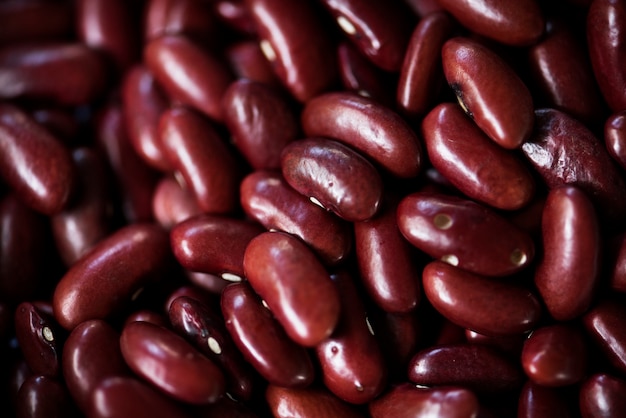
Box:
[3,0,626,417]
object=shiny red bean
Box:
[213,0,257,35]
[583,299,626,375]
[225,41,281,87]
[266,385,365,418]
[144,0,219,46]
[125,310,169,328]
[605,111,626,170]
[29,107,79,145]
[609,232,626,293]
[14,303,62,378]
[152,176,202,230]
[16,375,78,418]
[0,1,72,44]
[518,381,574,418]
[579,373,626,418]
[465,330,525,357]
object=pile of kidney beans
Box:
[2,0,626,416]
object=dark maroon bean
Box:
[281,138,383,221]
[609,232,626,293]
[316,271,387,404]
[213,0,256,35]
[302,92,422,178]
[245,0,337,102]
[225,41,281,86]
[583,299,626,375]
[14,303,61,378]
[29,107,79,144]
[16,375,78,418]
[518,381,573,418]
[404,0,444,18]
[159,107,239,214]
[191,394,259,418]
[124,310,168,327]
[244,231,341,346]
[408,343,524,393]
[579,373,626,418]
[437,0,544,46]
[0,1,72,44]
[369,383,480,418]
[266,385,365,418]
[152,177,202,230]
[423,261,541,336]
[145,35,233,122]
[465,330,525,357]
[221,282,315,388]
[534,186,600,321]
[442,37,535,149]
[422,103,536,210]
[397,192,535,277]
[522,108,626,224]
[605,111,626,170]
[164,285,216,314]
[53,224,172,330]
[435,319,468,347]
[240,170,352,265]
[144,0,219,46]
[369,310,421,376]
[222,79,298,170]
[187,271,230,295]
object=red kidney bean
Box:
[579,373,626,418]
[225,41,281,87]
[53,223,172,330]
[583,299,626,375]
[164,285,217,316]
[171,214,263,281]
[266,385,365,418]
[397,12,455,120]
[518,381,574,418]
[605,111,626,170]
[368,310,421,377]
[221,282,315,388]
[222,79,298,170]
[316,271,387,404]
[465,330,525,357]
[186,271,230,295]
[423,261,541,336]
[29,107,79,144]
[522,108,626,224]
[369,383,480,418]
[14,303,62,378]
[422,103,536,210]
[152,176,202,230]
[144,0,219,47]
[302,92,422,178]
[354,195,421,313]
[121,321,225,404]
[124,310,168,328]
[62,320,129,413]
[159,106,239,214]
[144,35,233,122]
[16,375,78,418]
[609,232,626,293]
[213,0,257,35]
[244,231,341,346]
[408,343,524,393]
[244,0,337,102]
[0,1,72,45]
[437,0,544,46]
[240,170,352,265]
[397,192,535,277]
[191,394,259,418]
[90,377,191,418]
[168,296,256,400]
[0,104,75,215]
[281,137,384,221]
[587,0,626,112]
[534,186,600,321]
[442,37,534,149]
[404,0,445,17]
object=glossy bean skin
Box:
[423,261,541,336]
[14,303,62,378]
[125,310,169,328]
[53,224,173,330]
[221,282,315,388]
[369,384,480,418]
[534,186,600,321]
[244,232,341,346]
[437,0,544,46]
[144,35,233,122]
[266,385,364,418]
[152,177,202,230]
[226,41,281,87]
[144,0,219,46]
[404,0,445,17]
[213,0,257,35]
[245,0,337,102]
[316,271,387,404]
[518,381,573,418]
[302,92,422,178]
[168,296,256,400]
[579,373,626,418]
[442,37,534,149]
[120,321,225,405]
[587,0,626,112]
[240,170,352,265]
[222,79,298,170]
[0,104,75,215]
[609,232,626,292]
[16,375,78,418]
[422,103,535,210]
[522,108,626,224]
[397,192,535,277]
[583,299,626,375]
[605,111,626,170]
[0,1,72,44]
[186,271,230,295]
[465,330,525,357]
[281,138,383,221]
[408,343,524,393]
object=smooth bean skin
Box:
[159,107,239,214]
[221,282,315,388]
[144,0,219,45]
[53,224,173,330]
[120,321,225,405]
[226,41,281,87]
[316,272,387,404]
[187,271,230,295]
[465,330,525,357]
[583,299,626,375]
[152,177,202,230]
[369,384,480,418]
[125,310,168,328]
[281,137,384,221]
[442,37,534,149]
[213,0,257,35]
[62,320,129,413]
[222,79,298,170]
[404,0,445,17]
[14,303,61,378]
[437,0,544,46]
[408,343,524,393]
[534,186,600,321]
[171,215,264,280]
[609,232,626,292]
[266,385,364,418]
[423,261,541,336]
[579,373,626,418]
[518,381,573,418]
[0,104,75,215]
[605,111,626,170]
[144,35,233,122]
[244,231,341,346]
[245,0,337,102]
[0,1,72,44]
[522,108,626,224]
[422,103,535,210]
[397,192,535,277]
[16,375,78,418]
[587,0,626,112]
[302,92,422,178]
